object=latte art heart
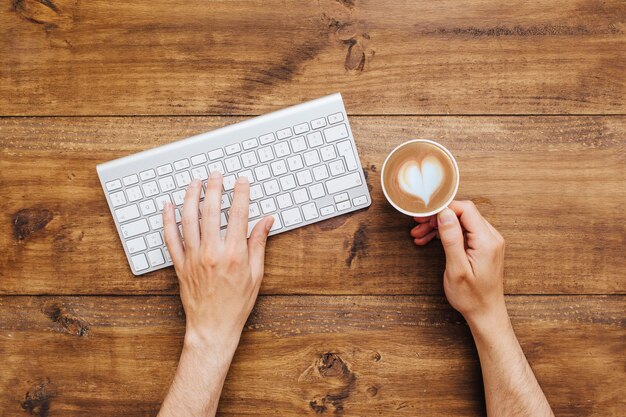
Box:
[398,156,444,205]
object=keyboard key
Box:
[312,165,329,181]
[258,146,274,163]
[276,127,292,139]
[123,174,139,186]
[329,160,346,176]
[280,174,296,190]
[304,150,320,166]
[225,156,242,172]
[175,171,192,187]
[274,142,290,158]
[334,193,349,203]
[277,193,293,209]
[320,205,335,216]
[281,207,303,227]
[337,140,358,171]
[115,204,140,223]
[140,169,156,181]
[208,149,224,160]
[142,181,159,197]
[294,122,310,134]
[148,214,164,230]
[110,191,127,207]
[320,145,337,161]
[249,202,261,218]
[146,232,163,248]
[191,153,208,165]
[254,165,271,181]
[106,179,122,191]
[221,193,231,209]
[309,183,326,199]
[174,159,190,170]
[126,186,143,202]
[260,198,277,214]
[208,161,225,174]
[337,200,351,211]
[223,175,236,191]
[241,151,258,168]
[259,133,275,145]
[324,124,349,142]
[121,219,149,238]
[191,166,209,180]
[326,172,363,194]
[296,170,313,186]
[157,164,173,175]
[263,179,280,195]
[220,212,227,227]
[225,143,241,155]
[126,236,147,254]
[269,213,282,231]
[353,195,368,206]
[271,160,288,176]
[287,155,304,171]
[158,176,175,192]
[147,249,165,266]
[293,188,309,204]
[175,208,182,223]
[243,138,259,150]
[155,195,171,210]
[328,112,344,124]
[238,170,254,183]
[131,254,149,271]
[250,184,263,200]
[302,202,319,221]
[306,131,324,147]
[140,200,157,215]
[290,136,307,153]
[311,117,327,129]
[173,190,186,205]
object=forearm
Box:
[157,336,238,417]
[468,305,554,417]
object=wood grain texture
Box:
[0,295,623,416]
[1,116,624,295]
[1,0,624,116]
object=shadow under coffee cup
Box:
[381,139,459,217]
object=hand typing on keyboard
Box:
[158,173,274,416]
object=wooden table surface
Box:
[1,1,624,416]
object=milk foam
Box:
[397,156,444,206]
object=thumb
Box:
[437,208,471,278]
[248,216,274,286]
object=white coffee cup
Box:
[380,139,460,217]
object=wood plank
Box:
[0,295,623,416]
[1,0,624,116]
[1,116,624,295]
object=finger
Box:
[411,222,435,239]
[180,179,202,249]
[162,203,185,268]
[437,208,472,278]
[248,216,274,286]
[414,230,437,246]
[447,200,490,235]
[201,171,223,244]
[413,215,436,225]
[226,176,250,243]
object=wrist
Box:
[465,300,511,341]
[183,328,241,365]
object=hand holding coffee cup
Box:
[381,139,459,217]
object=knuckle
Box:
[200,254,217,269]
[229,205,247,219]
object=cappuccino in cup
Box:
[381,140,459,216]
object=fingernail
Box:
[438,208,455,225]
[237,176,248,184]
[266,216,275,231]
[163,202,171,211]
[191,179,201,187]
[210,171,222,179]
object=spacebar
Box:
[326,172,363,194]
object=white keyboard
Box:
[97,93,371,275]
